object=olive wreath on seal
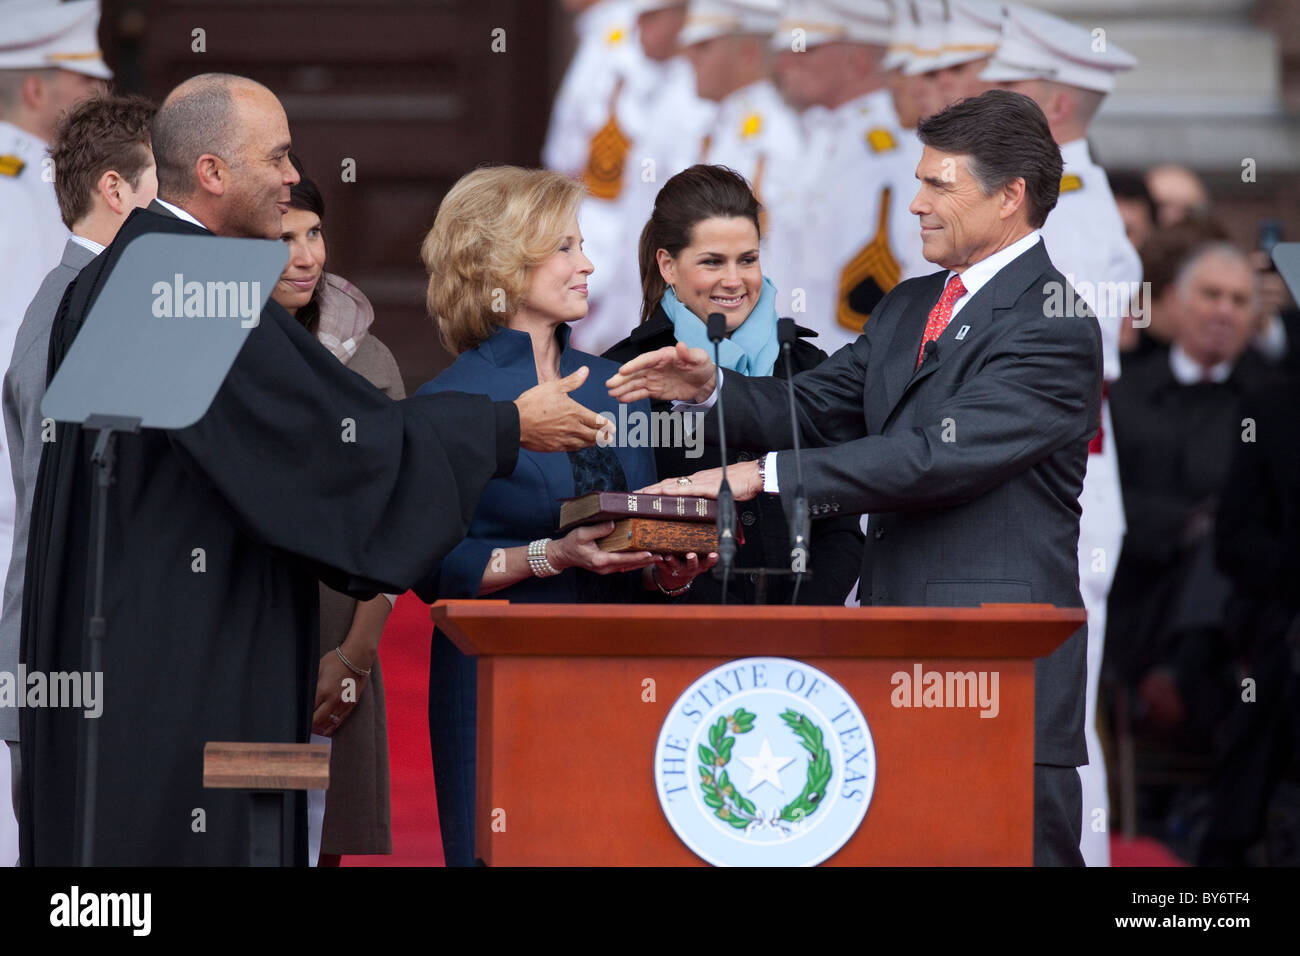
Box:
[697,707,833,831]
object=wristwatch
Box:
[756,454,767,491]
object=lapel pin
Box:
[954,324,970,341]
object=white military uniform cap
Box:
[978,3,1136,94]
[679,0,783,46]
[904,0,1002,76]
[0,0,112,79]
[894,0,945,73]
[772,0,894,51]
[881,0,918,71]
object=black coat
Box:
[1105,347,1280,691]
[19,204,519,865]
[604,306,864,606]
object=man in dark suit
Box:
[609,90,1103,865]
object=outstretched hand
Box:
[515,366,614,452]
[606,342,718,404]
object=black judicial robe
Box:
[18,206,520,865]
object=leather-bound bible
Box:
[558,491,717,533]
[596,518,719,555]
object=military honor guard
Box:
[881,0,930,132]
[542,0,641,179]
[671,0,805,314]
[903,0,1001,99]
[0,0,109,366]
[569,1,717,353]
[773,0,928,352]
[980,2,1140,867]
[543,1,648,351]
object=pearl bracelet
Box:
[527,538,561,577]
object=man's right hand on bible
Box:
[515,366,613,452]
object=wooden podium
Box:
[431,601,1084,866]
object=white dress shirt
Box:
[154,197,210,231]
[1169,342,1233,385]
[69,234,106,256]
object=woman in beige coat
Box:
[272,157,398,863]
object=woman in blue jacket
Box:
[416,166,715,865]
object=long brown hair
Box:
[637,164,762,324]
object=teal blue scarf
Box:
[663,276,781,377]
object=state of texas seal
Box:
[654,657,875,866]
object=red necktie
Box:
[916,274,967,368]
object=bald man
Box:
[1146,163,1212,228]
[20,73,607,866]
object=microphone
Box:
[707,312,736,602]
[922,339,938,364]
[777,318,809,604]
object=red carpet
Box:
[1109,836,1188,867]
[346,593,1188,868]
[343,592,443,866]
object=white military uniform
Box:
[981,1,1140,868]
[1039,138,1139,869]
[543,2,648,352]
[542,0,640,177]
[0,121,68,347]
[791,89,929,352]
[696,79,805,313]
[573,53,715,352]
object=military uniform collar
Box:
[0,119,48,168]
[1059,138,1092,170]
[717,79,779,121]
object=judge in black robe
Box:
[19,203,522,865]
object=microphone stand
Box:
[778,319,810,604]
[703,316,813,606]
[706,313,736,604]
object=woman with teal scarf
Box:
[605,164,863,605]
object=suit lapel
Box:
[877,239,1054,424]
[879,272,945,414]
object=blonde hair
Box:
[422,166,587,355]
